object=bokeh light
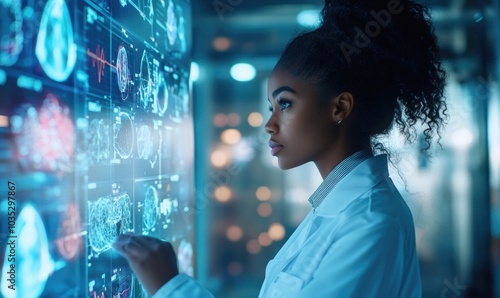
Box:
[258,232,272,246]
[246,239,261,254]
[226,225,243,241]
[214,186,232,202]
[256,186,271,201]
[257,203,272,217]
[268,223,285,241]
[213,113,227,127]
[221,129,241,145]
[227,113,241,126]
[213,36,231,51]
[248,112,263,127]
[211,150,228,167]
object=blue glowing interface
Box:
[0,0,194,297]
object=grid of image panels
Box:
[0,0,194,297]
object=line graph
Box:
[87,45,116,83]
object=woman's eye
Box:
[278,100,291,110]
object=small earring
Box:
[336,119,342,124]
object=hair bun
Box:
[321,0,411,30]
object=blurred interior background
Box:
[189,0,500,297]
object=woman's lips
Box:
[268,140,284,156]
[271,146,284,156]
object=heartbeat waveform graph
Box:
[87,45,116,83]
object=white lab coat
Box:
[152,154,422,298]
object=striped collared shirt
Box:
[308,149,374,211]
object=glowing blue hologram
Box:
[119,0,127,7]
[0,0,23,66]
[166,0,177,47]
[116,45,130,99]
[177,240,193,277]
[142,185,159,230]
[89,118,110,163]
[176,5,187,53]
[35,0,77,82]
[1,204,54,298]
[179,79,190,117]
[139,50,152,108]
[153,72,168,116]
[88,193,132,255]
[114,112,134,159]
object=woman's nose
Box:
[264,116,278,135]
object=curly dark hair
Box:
[275,0,447,154]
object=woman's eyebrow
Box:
[271,86,296,99]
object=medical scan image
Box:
[0,0,193,296]
[35,0,77,82]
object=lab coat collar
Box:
[315,154,389,218]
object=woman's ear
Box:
[331,92,354,123]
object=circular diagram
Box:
[166,0,178,48]
[1,205,54,298]
[114,112,134,159]
[142,185,159,230]
[154,72,168,116]
[116,45,130,99]
[139,50,152,108]
[35,0,77,82]
[0,0,23,66]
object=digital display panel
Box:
[0,0,194,297]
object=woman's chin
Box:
[276,158,304,170]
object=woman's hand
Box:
[112,234,179,296]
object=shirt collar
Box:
[315,154,390,218]
[308,149,373,210]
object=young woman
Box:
[113,0,447,296]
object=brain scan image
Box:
[35,0,77,82]
[177,240,193,277]
[0,0,23,66]
[56,203,83,261]
[11,95,75,173]
[139,50,152,108]
[142,185,159,231]
[1,205,54,298]
[89,118,111,163]
[166,0,178,48]
[116,45,130,99]
[88,193,132,255]
[154,71,168,116]
[114,111,134,159]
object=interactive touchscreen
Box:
[0,0,194,297]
